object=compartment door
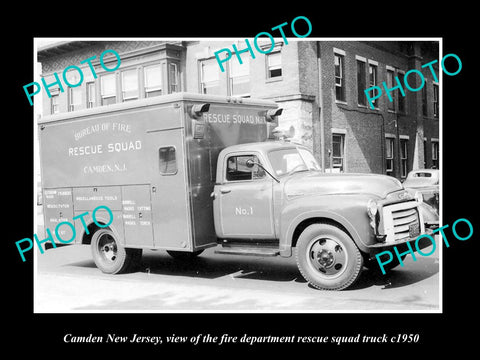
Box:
[43,188,74,243]
[148,128,191,250]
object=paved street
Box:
[35,236,440,313]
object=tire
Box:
[295,223,363,290]
[91,228,142,274]
[166,249,204,260]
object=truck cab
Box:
[212,142,318,240]
[212,141,430,290]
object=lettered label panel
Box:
[73,186,122,211]
[122,185,154,248]
[43,188,74,243]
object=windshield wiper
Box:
[245,159,280,183]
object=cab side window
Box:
[159,146,177,175]
[226,155,265,181]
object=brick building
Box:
[37,39,440,179]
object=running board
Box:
[215,247,280,257]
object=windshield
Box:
[268,147,320,176]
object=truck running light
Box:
[190,103,210,119]
[190,103,210,139]
[266,108,283,122]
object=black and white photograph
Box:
[33,37,442,313]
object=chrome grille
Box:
[382,201,421,243]
[391,207,419,241]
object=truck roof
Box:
[39,92,279,124]
[218,140,301,154]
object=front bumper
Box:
[366,227,436,259]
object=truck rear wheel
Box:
[91,229,142,274]
[295,223,363,290]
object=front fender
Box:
[279,195,376,256]
[418,202,439,228]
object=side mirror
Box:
[245,158,279,183]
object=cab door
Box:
[213,153,275,239]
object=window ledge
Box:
[265,76,283,83]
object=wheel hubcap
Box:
[308,238,347,277]
[98,234,117,263]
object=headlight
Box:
[366,199,378,219]
[414,191,424,204]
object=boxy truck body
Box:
[38,92,279,254]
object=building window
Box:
[368,61,378,108]
[385,137,395,175]
[433,83,439,118]
[230,56,250,97]
[51,93,59,114]
[169,63,179,93]
[266,51,282,79]
[422,83,428,116]
[144,64,163,98]
[200,58,221,95]
[86,82,95,108]
[400,138,408,178]
[334,51,346,102]
[68,86,82,112]
[101,74,116,105]
[432,141,439,169]
[397,70,406,113]
[332,133,345,172]
[65,69,82,111]
[386,68,395,112]
[159,146,177,175]
[121,69,138,101]
[356,58,366,106]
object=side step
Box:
[215,247,280,257]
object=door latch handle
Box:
[210,191,216,199]
[220,188,231,194]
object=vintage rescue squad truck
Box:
[38,92,430,290]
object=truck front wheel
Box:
[91,229,142,274]
[295,223,363,290]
